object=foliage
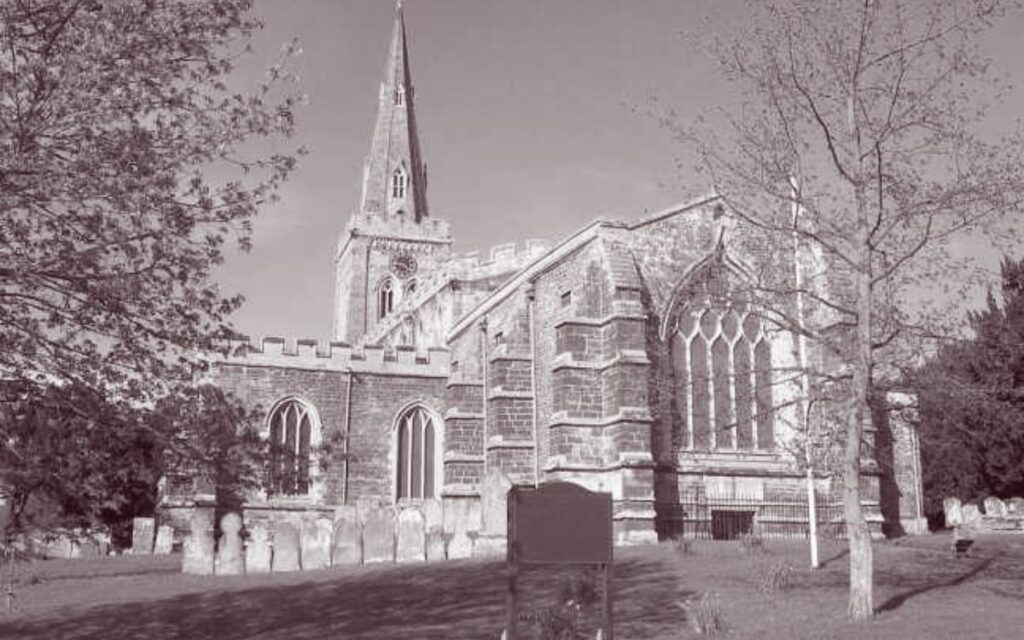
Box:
[756,559,795,596]
[659,0,1024,619]
[0,382,161,544]
[0,0,302,398]
[0,382,265,547]
[913,256,1024,522]
[678,591,726,636]
[149,384,267,509]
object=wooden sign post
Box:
[506,482,614,640]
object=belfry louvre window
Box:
[392,168,407,198]
[396,406,437,499]
[378,278,394,319]
[267,399,315,496]
[671,298,774,451]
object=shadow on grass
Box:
[875,555,997,614]
[0,554,688,640]
[818,547,849,570]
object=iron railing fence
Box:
[660,489,849,541]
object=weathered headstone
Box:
[131,517,156,555]
[984,496,1008,518]
[216,513,244,575]
[246,522,271,574]
[447,530,473,559]
[426,527,446,561]
[396,508,426,563]
[181,507,215,575]
[943,497,963,527]
[423,500,443,531]
[482,472,513,536]
[1008,497,1024,515]
[302,518,333,570]
[272,521,301,572]
[332,509,363,565]
[363,507,395,563]
[153,525,174,554]
[961,503,982,525]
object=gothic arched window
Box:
[267,399,319,496]
[396,405,439,500]
[378,278,394,319]
[391,167,407,199]
[671,295,774,451]
[405,279,417,296]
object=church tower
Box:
[334,3,452,343]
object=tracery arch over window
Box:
[396,405,439,500]
[391,166,407,199]
[671,294,774,451]
[267,399,318,496]
[378,277,394,319]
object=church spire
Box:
[359,1,428,222]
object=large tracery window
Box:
[378,278,394,319]
[671,295,774,451]
[396,406,438,500]
[267,399,318,496]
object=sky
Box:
[215,0,1024,343]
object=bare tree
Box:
[664,0,1024,620]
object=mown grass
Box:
[0,533,1021,639]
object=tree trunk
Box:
[846,102,875,619]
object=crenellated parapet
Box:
[449,239,550,280]
[213,336,449,377]
[346,210,452,242]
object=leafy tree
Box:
[914,257,1024,522]
[0,382,266,548]
[0,382,161,545]
[663,0,1024,620]
[0,0,302,398]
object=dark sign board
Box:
[508,482,613,565]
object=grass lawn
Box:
[0,532,1022,639]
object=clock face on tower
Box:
[390,252,418,279]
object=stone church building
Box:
[201,5,925,550]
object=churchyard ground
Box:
[0,533,1022,639]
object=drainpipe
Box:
[526,283,540,487]
[480,318,489,481]
[343,368,355,505]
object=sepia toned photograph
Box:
[2,1,1024,638]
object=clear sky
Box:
[215,0,1024,343]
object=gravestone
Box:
[984,496,1008,518]
[246,522,271,574]
[153,525,174,554]
[961,503,982,526]
[272,522,301,572]
[396,508,426,563]
[482,472,513,536]
[1008,497,1024,515]
[181,507,215,575]
[423,500,443,531]
[943,497,963,527]
[448,530,473,560]
[131,517,156,555]
[363,507,395,563]
[426,527,446,562]
[216,513,244,575]
[332,510,363,565]
[302,518,333,570]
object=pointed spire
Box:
[359,1,429,222]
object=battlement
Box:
[347,210,452,242]
[450,239,550,279]
[214,337,449,377]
